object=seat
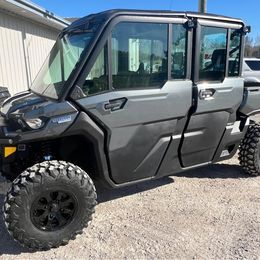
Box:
[211,49,226,71]
[199,49,226,81]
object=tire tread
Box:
[239,124,260,176]
[3,160,97,250]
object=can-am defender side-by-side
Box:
[0,10,258,250]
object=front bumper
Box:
[0,115,21,145]
[0,117,22,179]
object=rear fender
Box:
[239,82,260,116]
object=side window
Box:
[43,50,62,85]
[199,26,228,81]
[172,24,187,79]
[228,29,242,77]
[44,35,87,86]
[82,45,108,96]
[111,22,168,89]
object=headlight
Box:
[24,118,44,130]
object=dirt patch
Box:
[0,154,260,259]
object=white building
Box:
[0,0,70,95]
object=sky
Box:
[33,0,260,41]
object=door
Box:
[181,21,244,167]
[73,19,193,184]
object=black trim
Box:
[225,29,231,77]
[168,24,172,81]
[193,22,201,83]
[68,10,244,30]
[186,24,193,80]
[61,112,112,187]
[107,34,113,91]
[239,32,245,77]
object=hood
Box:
[1,91,48,118]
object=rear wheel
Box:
[3,160,97,250]
[239,123,260,176]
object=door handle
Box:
[199,89,215,100]
[104,98,127,112]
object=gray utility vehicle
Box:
[0,10,258,250]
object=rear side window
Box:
[245,60,260,71]
[171,24,187,79]
[228,29,242,77]
[111,22,168,89]
[199,26,228,82]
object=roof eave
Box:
[0,0,70,30]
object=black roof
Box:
[68,9,244,30]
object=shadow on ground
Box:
[97,163,249,203]
[0,162,249,255]
[176,163,249,179]
[96,176,174,203]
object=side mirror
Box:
[242,26,251,34]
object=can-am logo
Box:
[51,115,72,124]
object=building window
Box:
[82,45,108,95]
[228,29,242,77]
[111,22,168,89]
[171,24,187,79]
[199,26,228,81]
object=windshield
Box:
[245,60,260,71]
[30,31,95,99]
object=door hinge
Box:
[185,19,197,30]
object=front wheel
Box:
[239,123,260,176]
[3,161,97,250]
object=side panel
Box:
[181,112,229,166]
[181,78,244,166]
[76,81,192,183]
[108,120,174,183]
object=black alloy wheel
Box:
[31,190,77,231]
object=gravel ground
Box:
[0,153,259,260]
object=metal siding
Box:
[25,20,58,85]
[0,9,59,95]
